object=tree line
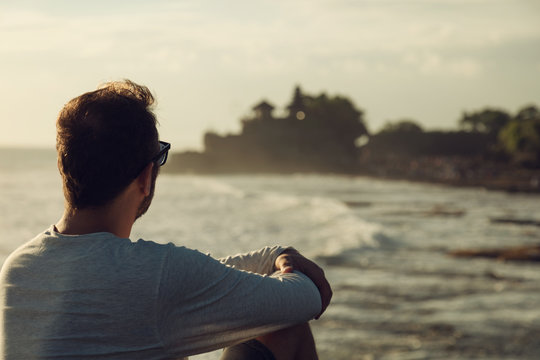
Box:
[168,86,540,173]
[379,104,540,167]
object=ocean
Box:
[1,148,540,359]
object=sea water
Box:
[1,148,540,359]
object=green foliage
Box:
[302,93,367,142]
[203,86,368,172]
[379,119,423,134]
[515,105,540,122]
[498,105,540,167]
[459,108,511,135]
[367,131,492,158]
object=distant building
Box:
[287,86,306,120]
[169,85,368,173]
[252,101,275,121]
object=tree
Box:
[379,119,423,134]
[303,93,368,139]
[300,93,368,164]
[498,105,540,167]
[459,108,511,135]
[515,105,540,122]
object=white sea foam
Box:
[135,176,392,259]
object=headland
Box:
[165,85,540,193]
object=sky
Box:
[1,0,539,151]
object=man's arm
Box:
[220,246,333,318]
[218,245,288,275]
[157,246,324,357]
[274,249,333,319]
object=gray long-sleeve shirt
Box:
[0,226,321,359]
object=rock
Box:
[490,217,540,226]
[449,244,540,262]
[343,201,372,208]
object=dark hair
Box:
[56,80,159,209]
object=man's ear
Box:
[137,162,154,196]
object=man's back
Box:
[0,226,322,359]
[0,226,167,359]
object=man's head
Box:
[56,80,162,212]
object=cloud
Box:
[449,58,482,77]
[402,51,483,77]
[1,0,538,73]
[1,0,539,148]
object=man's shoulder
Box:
[132,237,187,255]
[1,227,52,267]
[1,228,184,269]
[134,239,209,263]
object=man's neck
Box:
[55,174,148,239]
[56,202,134,239]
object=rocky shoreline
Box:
[168,153,540,193]
[357,156,540,194]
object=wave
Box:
[146,175,400,260]
[173,175,246,197]
[212,185,400,258]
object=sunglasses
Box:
[134,141,171,178]
[152,141,171,167]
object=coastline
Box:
[356,156,540,194]
[166,154,540,194]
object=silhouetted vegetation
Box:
[167,85,540,192]
[459,108,511,135]
[364,130,492,158]
[171,86,368,173]
[380,119,423,134]
[498,105,540,168]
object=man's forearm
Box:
[218,245,288,275]
[274,250,333,319]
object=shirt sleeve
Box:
[218,245,291,275]
[156,245,321,358]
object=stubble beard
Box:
[135,166,158,220]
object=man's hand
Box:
[274,249,332,319]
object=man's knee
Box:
[220,339,276,360]
[257,323,317,360]
[221,323,317,360]
[257,323,311,346]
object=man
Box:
[0,80,332,359]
